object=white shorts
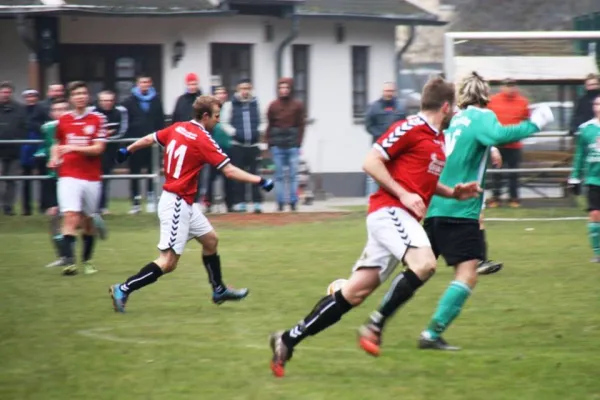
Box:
[157,191,213,255]
[57,177,101,216]
[353,207,431,282]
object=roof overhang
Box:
[0,5,235,17]
[297,11,446,26]
[454,56,600,84]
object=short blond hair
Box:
[457,71,490,109]
[193,95,221,120]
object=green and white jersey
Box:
[34,120,58,178]
[426,106,539,220]
[571,118,600,187]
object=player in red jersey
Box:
[109,95,274,313]
[50,81,107,276]
[268,77,481,377]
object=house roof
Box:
[297,0,445,25]
[0,0,444,25]
[453,56,600,83]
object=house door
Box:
[60,44,162,103]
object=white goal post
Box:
[444,30,600,83]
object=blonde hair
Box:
[457,71,490,109]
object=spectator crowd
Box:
[1,72,598,216]
[0,73,309,216]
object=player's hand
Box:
[530,104,554,130]
[258,177,274,192]
[399,192,426,219]
[47,158,58,169]
[452,182,482,200]
[567,177,582,196]
[57,145,77,156]
[114,147,131,164]
[491,147,502,168]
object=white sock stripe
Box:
[126,272,154,286]
[304,300,336,330]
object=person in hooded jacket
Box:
[122,74,165,214]
[266,78,306,211]
[171,73,202,123]
[571,73,600,135]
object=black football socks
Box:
[203,253,226,294]
[370,268,424,330]
[282,290,353,348]
[480,229,488,261]
[120,262,164,294]
[61,234,76,264]
[50,213,62,258]
[82,234,95,262]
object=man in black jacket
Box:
[571,73,600,134]
[122,74,165,214]
[20,89,46,215]
[0,81,27,215]
[171,73,202,123]
[220,79,267,213]
[90,90,128,214]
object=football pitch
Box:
[1,205,599,400]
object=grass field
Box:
[1,204,599,400]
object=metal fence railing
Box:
[0,138,161,206]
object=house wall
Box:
[0,19,32,94]
[0,14,397,197]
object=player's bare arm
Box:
[363,148,426,218]
[125,133,155,153]
[435,182,481,200]
[48,144,59,168]
[221,163,262,185]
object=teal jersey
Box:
[426,106,539,220]
[34,121,58,178]
[571,118,600,186]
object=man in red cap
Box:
[172,73,203,123]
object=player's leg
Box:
[43,177,64,267]
[269,208,402,377]
[357,208,436,356]
[109,192,190,312]
[57,178,84,275]
[188,203,249,303]
[419,218,483,350]
[77,181,102,274]
[586,184,600,262]
[476,211,503,275]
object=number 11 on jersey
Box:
[166,139,188,179]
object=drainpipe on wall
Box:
[396,25,416,112]
[16,14,41,92]
[275,9,299,81]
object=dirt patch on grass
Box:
[209,212,351,227]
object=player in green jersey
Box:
[417,72,553,350]
[35,98,69,268]
[357,72,554,353]
[568,94,600,262]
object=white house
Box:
[0,0,444,197]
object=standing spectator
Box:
[122,74,165,214]
[205,86,234,213]
[488,78,530,208]
[570,73,600,134]
[38,83,65,122]
[90,90,128,214]
[20,89,45,215]
[266,77,305,212]
[172,73,202,123]
[0,81,27,215]
[220,78,266,213]
[364,82,406,195]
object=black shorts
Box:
[587,184,600,211]
[423,217,483,266]
[41,177,58,210]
